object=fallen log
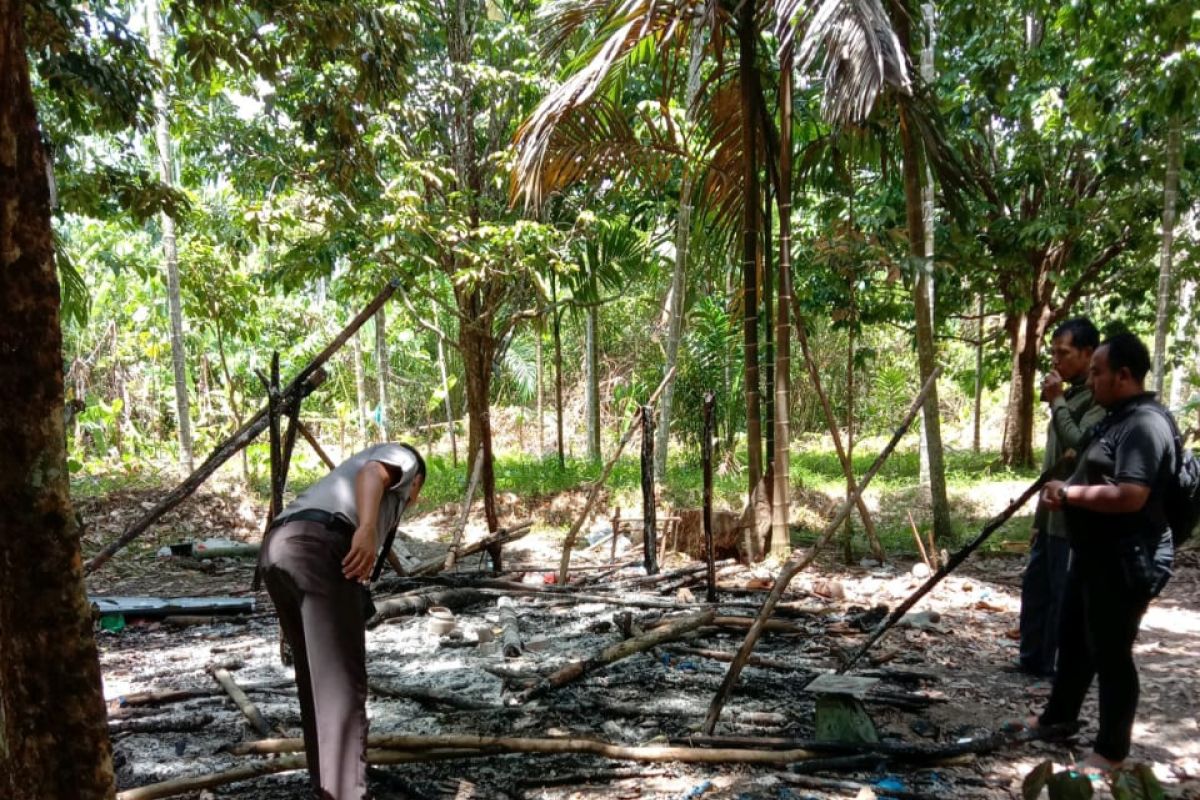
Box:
[517,609,715,702]
[368,681,497,711]
[209,667,275,739]
[367,588,489,628]
[228,732,819,764]
[702,369,939,734]
[109,712,214,736]
[497,596,523,658]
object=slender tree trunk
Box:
[352,329,368,444]
[460,310,499,533]
[1152,118,1182,394]
[973,295,984,452]
[917,2,936,490]
[656,19,705,476]
[738,0,762,495]
[0,5,115,794]
[554,305,565,467]
[147,0,193,472]
[435,306,458,466]
[770,40,794,560]
[585,288,601,462]
[896,6,953,540]
[1170,279,1195,409]
[374,307,389,438]
[763,186,775,480]
[536,315,545,454]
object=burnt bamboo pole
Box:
[641,404,657,575]
[556,366,676,584]
[702,391,717,603]
[837,455,1068,672]
[701,369,940,733]
[86,280,398,573]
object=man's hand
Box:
[343,524,378,583]
[1041,370,1064,403]
[1042,480,1066,511]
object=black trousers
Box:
[1038,546,1149,762]
[1019,531,1071,676]
[262,520,369,800]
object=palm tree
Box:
[514,0,909,548]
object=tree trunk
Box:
[770,40,794,560]
[896,4,953,540]
[460,310,499,534]
[147,0,193,472]
[554,304,565,467]
[1000,308,1044,467]
[374,307,389,438]
[763,186,775,480]
[0,4,115,795]
[585,292,601,462]
[435,306,458,466]
[655,19,705,476]
[352,329,368,444]
[973,295,984,452]
[738,0,763,496]
[916,3,936,491]
[536,315,544,455]
[1170,279,1195,409]
[1152,117,1182,395]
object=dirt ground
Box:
[82,480,1200,800]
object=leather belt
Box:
[271,509,355,537]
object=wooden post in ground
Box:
[445,447,485,571]
[556,367,675,584]
[641,405,657,575]
[702,391,717,603]
[701,369,939,734]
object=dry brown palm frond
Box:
[695,73,754,234]
[785,0,910,125]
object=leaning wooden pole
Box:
[838,454,1067,672]
[85,280,399,574]
[701,369,940,733]
[444,446,485,571]
[556,367,676,584]
[794,308,884,559]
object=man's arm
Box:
[1042,479,1151,514]
[342,461,401,582]
[1049,399,1106,451]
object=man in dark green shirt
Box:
[1018,318,1103,677]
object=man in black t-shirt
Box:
[1035,333,1174,771]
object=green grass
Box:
[71,441,1047,560]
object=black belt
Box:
[270,509,355,537]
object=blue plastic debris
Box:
[874,775,906,795]
[680,779,712,799]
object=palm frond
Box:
[786,0,910,125]
[514,0,705,209]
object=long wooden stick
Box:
[296,419,335,469]
[517,608,714,702]
[86,280,397,573]
[702,391,717,602]
[837,455,1067,672]
[228,732,818,763]
[208,668,274,739]
[701,368,940,734]
[794,312,884,559]
[444,446,485,570]
[557,366,676,584]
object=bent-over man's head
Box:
[1089,332,1151,409]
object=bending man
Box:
[259,442,425,799]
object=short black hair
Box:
[398,443,427,482]
[1100,332,1151,383]
[1052,317,1099,351]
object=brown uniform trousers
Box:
[261,520,368,800]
